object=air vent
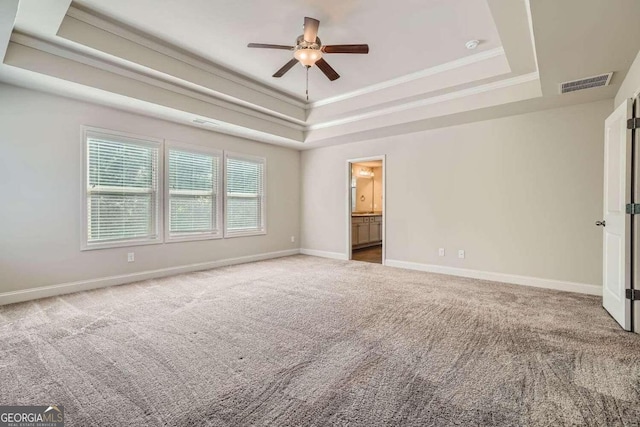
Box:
[560,73,612,94]
[192,118,219,127]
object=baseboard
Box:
[0,249,301,306]
[385,259,602,296]
[300,248,349,260]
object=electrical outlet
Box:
[458,250,465,259]
[127,252,135,263]
[290,236,295,243]
[438,248,445,257]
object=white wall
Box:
[616,48,640,106]
[301,99,613,287]
[0,84,300,294]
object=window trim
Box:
[81,126,164,251]
[164,141,224,243]
[223,151,267,238]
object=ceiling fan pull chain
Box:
[306,66,309,101]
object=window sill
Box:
[224,229,267,239]
[81,237,163,251]
[166,232,223,243]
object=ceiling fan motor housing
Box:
[294,35,323,67]
[296,35,321,49]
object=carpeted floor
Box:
[1,255,639,426]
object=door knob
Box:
[595,220,606,227]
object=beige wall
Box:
[0,84,300,293]
[616,48,640,106]
[301,99,613,286]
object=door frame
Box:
[632,95,639,333]
[346,155,386,264]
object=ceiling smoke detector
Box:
[465,40,479,50]
[559,73,613,94]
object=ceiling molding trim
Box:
[308,47,506,109]
[7,31,538,138]
[9,32,306,133]
[308,71,540,130]
[0,68,302,148]
[524,0,539,72]
[0,0,18,61]
[65,6,307,109]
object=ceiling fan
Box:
[247,17,369,82]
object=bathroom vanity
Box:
[351,213,382,248]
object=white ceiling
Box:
[3,0,640,150]
[71,0,502,101]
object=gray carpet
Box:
[1,255,639,426]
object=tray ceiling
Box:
[71,0,503,102]
[3,0,640,150]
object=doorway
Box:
[347,156,385,264]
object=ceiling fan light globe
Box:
[294,48,322,67]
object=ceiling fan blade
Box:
[303,17,320,43]
[273,58,299,78]
[315,58,340,81]
[322,44,369,54]
[248,43,294,50]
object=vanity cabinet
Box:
[370,219,381,242]
[357,223,370,244]
[352,215,382,247]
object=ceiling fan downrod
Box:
[306,65,309,101]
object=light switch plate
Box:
[127,252,135,263]
[438,248,445,257]
[458,250,465,259]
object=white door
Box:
[602,99,632,330]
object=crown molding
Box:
[8,30,540,140]
[308,72,540,131]
[65,5,307,109]
[308,47,506,109]
[0,0,18,62]
[10,32,306,134]
[6,29,541,144]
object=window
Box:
[82,128,162,250]
[166,144,222,241]
[224,153,266,237]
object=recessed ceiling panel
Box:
[72,0,502,101]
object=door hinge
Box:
[627,118,640,129]
[626,289,640,301]
[626,203,640,214]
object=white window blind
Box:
[167,147,222,240]
[84,130,161,249]
[225,153,266,237]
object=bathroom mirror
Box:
[351,166,376,213]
